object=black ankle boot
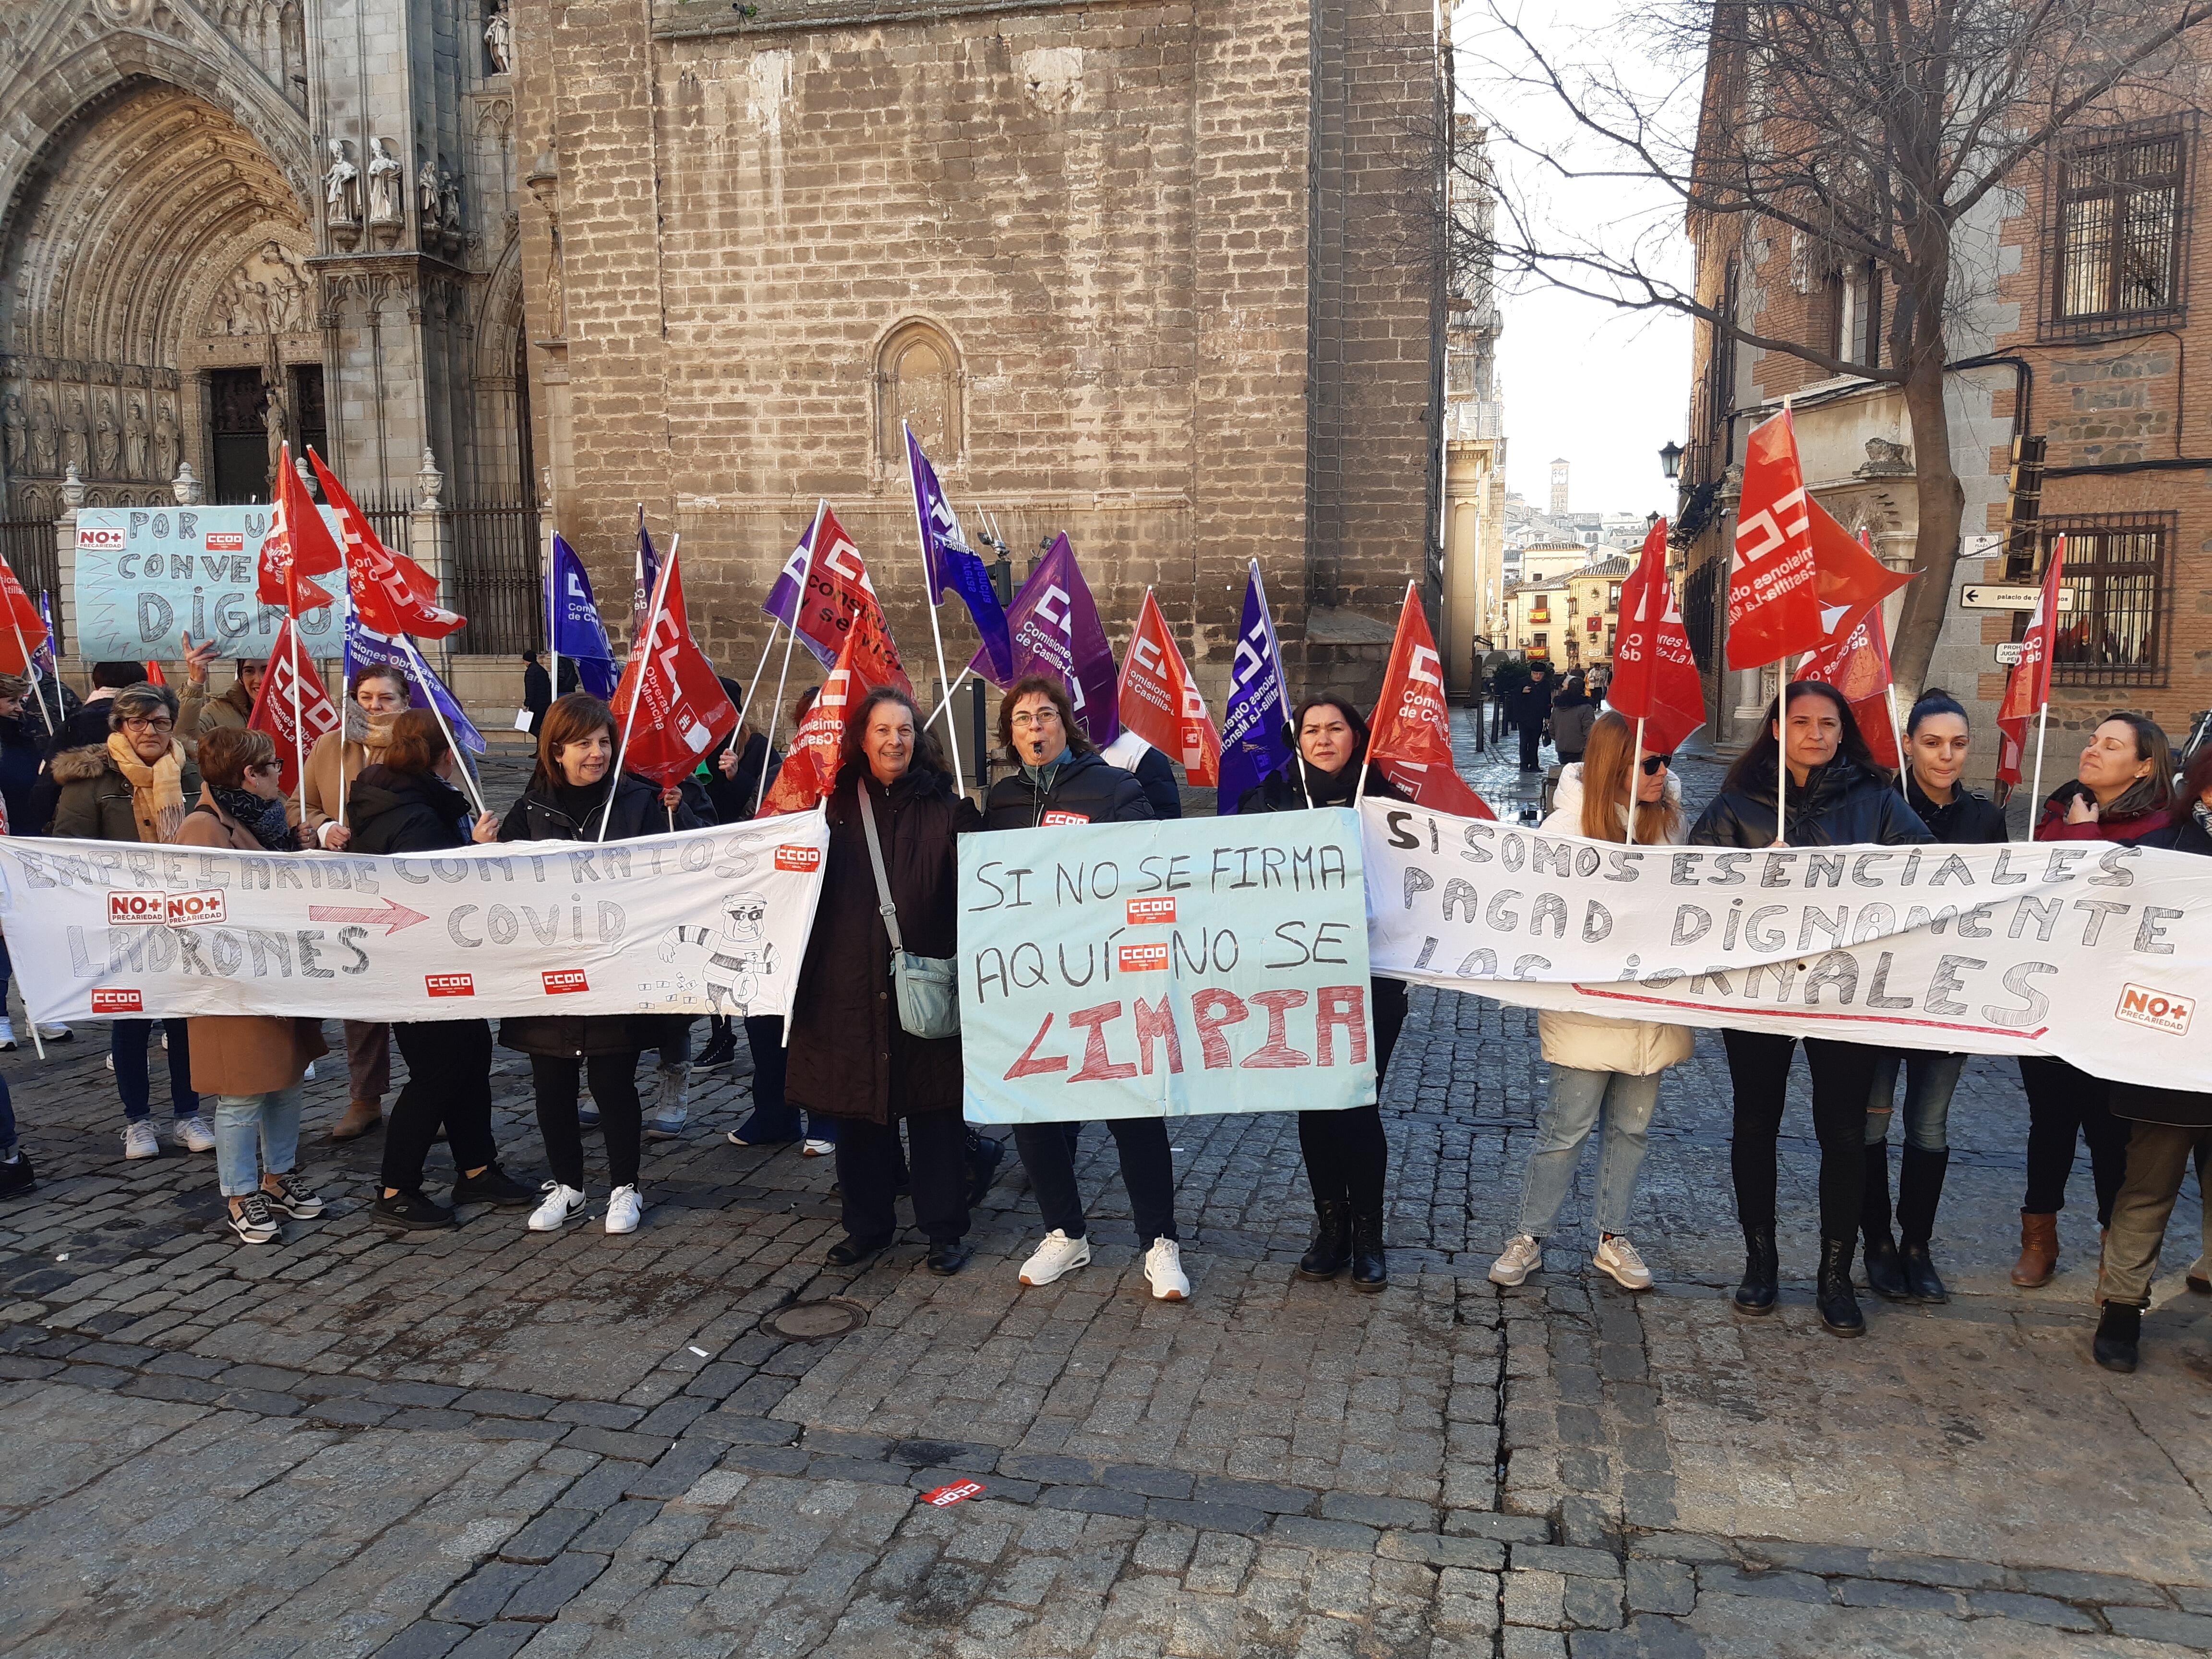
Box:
[1298,1200,1351,1281]
[1862,1229,1910,1301]
[1348,1207,1387,1292]
[2093,1302,2140,1373]
[1733,1226,1778,1315]
[1817,1237,1865,1337]
[1899,1240,1948,1303]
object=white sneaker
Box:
[527,1181,587,1232]
[605,1185,642,1235]
[121,1120,161,1160]
[0,1019,14,1051]
[170,1116,217,1154]
[41,1024,72,1042]
[1489,1234,1542,1286]
[1594,1234,1653,1291]
[802,1138,835,1158]
[1019,1229,1092,1286]
[160,1029,168,1051]
[105,1052,114,1071]
[1145,1237,1190,1301]
[303,1060,317,1081]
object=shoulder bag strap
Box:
[855,785,905,954]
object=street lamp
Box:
[1658,439,1684,481]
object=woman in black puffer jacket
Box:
[1688,680,1931,1340]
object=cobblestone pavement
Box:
[0,722,2207,1657]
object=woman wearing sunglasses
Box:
[1491,711,1692,1292]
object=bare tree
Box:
[1467,0,2212,690]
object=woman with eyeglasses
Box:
[48,682,213,1161]
[1490,712,1691,1294]
[1853,689,2008,1307]
[1687,680,1932,1339]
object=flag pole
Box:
[286,573,309,828]
[544,523,558,717]
[904,420,965,795]
[1771,658,1792,849]
[405,639,487,819]
[335,585,353,845]
[1357,582,1417,810]
[757,500,825,816]
[7,614,53,736]
[1626,716,1645,847]
[1255,561,1309,809]
[601,532,677,842]
[2028,698,2051,830]
[928,666,972,728]
[1886,683,1910,801]
[730,619,782,750]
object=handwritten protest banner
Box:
[1360,798,2210,1091]
[960,807,1377,1123]
[0,814,828,1024]
[74,505,346,660]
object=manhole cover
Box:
[761,1298,868,1342]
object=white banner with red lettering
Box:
[1360,798,2210,1091]
[0,814,828,1024]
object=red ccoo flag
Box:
[308,448,465,639]
[1798,601,1900,768]
[1996,536,2067,788]
[607,548,738,788]
[246,619,340,796]
[257,443,343,614]
[1117,589,1221,786]
[144,660,167,685]
[759,603,906,815]
[1726,411,1826,669]
[786,504,910,691]
[1809,505,1913,630]
[1607,520,1707,757]
[0,552,51,676]
[1367,585,1494,819]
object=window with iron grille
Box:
[2036,514,2171,688]
[2052,124,2188,328]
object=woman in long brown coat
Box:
[175,727,329,1244]
[785,685,980,1274]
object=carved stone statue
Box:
[93,391,120,476]
[29,391,57,475]
[484,0,514,74]
[366,138,404,224]
[418,154,443,221]
[124,397,148,477]
[324,138,361,225]
[262,377,289,484]
[60,390,89,476]
[152,396,179,482]
[1,392,24,474]
[439,161,462,233]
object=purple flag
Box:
[549,535,621,698]
[905,426,1012,684]
[344,615,486,754]
[630,508,659,648]
[1215,561,1295,815]
[968,532,1119,745]
[762,505,818,633]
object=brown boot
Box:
[331,1098,383,1141]
[2010,1211,2058,1287]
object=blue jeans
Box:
[213,1085,303,1199]
[1517,1066,1660,1240]
[735,1015,836,1144]
[114,1020,198,1122]
[1863,1051,1964,1151]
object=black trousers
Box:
[382,1020,498,1195]
[835,1112,971,1245]
[1298,975,1408,1214]
[1722,1031,1883,1241]
[2019,1056,2130,1225]
[1518,723,1542,770]
[531,1051,642,1190]
[1013,1117,1178,1243]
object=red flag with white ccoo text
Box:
[0,553,52,676]
[1726,411,1826,669]
[1116,589,1221,786]
[309,448,465,639]
[1366,584,1494,819]
[759,603,906,815]
[784,504,911,691]
[245,620,340,796]
[607,548,738,788]
[1996,536,2067,788]
[1798,600,1900,768]
[1606,519,1707,758]
[257,443,343,613]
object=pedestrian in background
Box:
[1508,661,1553,772]
[1688,680,1932,1338]
[522,649,552,735]
[47,680,211,1161]
[1240,694,1408,1292]
[2013,713,2175,1289]
[175,727,327,1244]
[1550,672,1597,766]
[1492,711,1688,1294]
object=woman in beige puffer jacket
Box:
[1490,710,1694,1292]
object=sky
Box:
[1455,2,1695,522]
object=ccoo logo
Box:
[425,973,475,998]
[774,845,821,872]
[90,987,144,1013]
[541,969,589,995]
[1118,941,1170,973]
[1125,896,1177,926]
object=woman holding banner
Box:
[348,710,532,1231]
[1491,710,1689,1295]
[175,727,329,1244]
[1240,694,1409,1292]
[1688,680,1931,1338]
[497,692,703,1236]
[1858,689,2008,1307]
[984,674,1189,1302]
[785,685,978,1274]
[2013,713,2176,1289]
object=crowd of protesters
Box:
[0,650,2206,1377]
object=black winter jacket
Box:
[348,765,474,855]
[1131,745,1183,819]
[1506,677,1553,734]
[1904,774,2008,845]
[1689,756,1934,849]
[705,731,780,825]
[982,747,1154,829]
[1237,753,1406,814]
[0,712,42,834]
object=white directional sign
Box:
[1959,583,2074,612]
[1996,642,2024,666]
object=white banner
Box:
[0,814,829,1025]
[1360,799,2209,1092]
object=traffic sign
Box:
[1959,583,2074,612]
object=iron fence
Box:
[449,500,542,658]
[0,518,59,652]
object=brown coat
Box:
[46,743,204,843]
[194,679,255,739]
[175,795,327,1097]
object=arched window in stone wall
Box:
[874,317,963,476]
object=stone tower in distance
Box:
[1550,458,1570,517]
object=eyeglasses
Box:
[1640,753,1673,776]
[1010,709,1060,730]
[122,717,174,733]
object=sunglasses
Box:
[1640,753,1673,776]
[247,761,282,776]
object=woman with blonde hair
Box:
[1491,711,1693,1292]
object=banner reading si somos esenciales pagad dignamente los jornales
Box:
[1360,797,2210,1092]
[0,813,829,1023]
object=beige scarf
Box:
[106,733,188,844]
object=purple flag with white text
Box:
[905,425,1012,684]
[549,536,622,698]
[968,532,1118,745]
[762,506,817,635]
[344,616,486,754]
[1215,562,1294,815]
